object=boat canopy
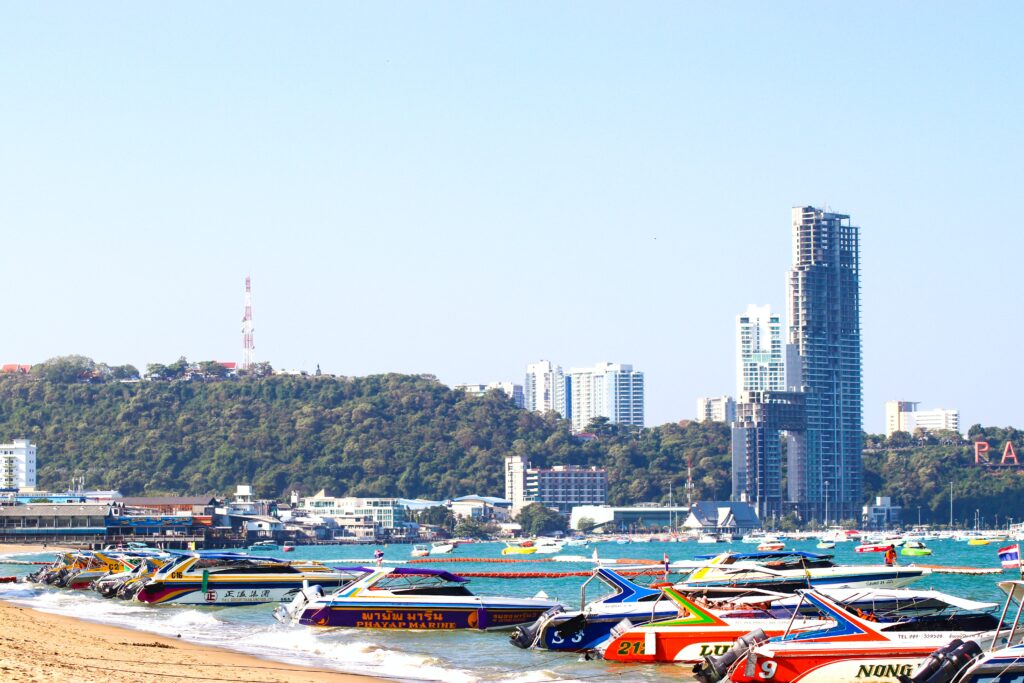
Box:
[693,550,833,561]
[329,566,469,583]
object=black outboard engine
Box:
[897,639,983,683]
[693,629,769,683]
[509,605,565,649]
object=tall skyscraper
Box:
[567,362,644,433]
[736,305,785,396]
[731,206,863,524]
[524,360,568,417]
[786,206,863,522]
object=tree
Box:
[33,355,96,383]
[412,505,456,529]
[576,516,596,533]
[515,503,568,536]
[454,517,498,539]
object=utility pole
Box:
[949,482,953,528]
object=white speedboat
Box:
[430,541,456,554]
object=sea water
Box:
[0,539,1015,682]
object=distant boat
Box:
[430,541,456,555]
[816,540,836,550]
[901,541,933,556]
[697,534,723,544]
[502,543,537,556]
[249,540,279,551]
[411,544,431,558]
[282,542,296,553]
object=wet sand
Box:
[0,600,383,682]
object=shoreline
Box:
[0,543,72,556]
[0,599,384,682]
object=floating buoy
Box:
[0,576,17,583]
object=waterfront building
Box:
[297,491,408,534]
[448,495,512,521]
[862,496,902,529]
[567,362,644,433]
[697,395,736,423]
[504,455,607,515]
[736,305,785,396]
[524,360,568,417]
[884,401,960,436]
[683,501,761,535]
[786,206,863,522]
[0,439,36,490]
[455,382,526,409]
[569,504,692,532]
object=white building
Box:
[737,305,785,397]
[0,439,36,490]
[505,455,607,515]
[297,491,407,532]
[884,401,960,436]
[697,396,736,423]
[524,360,567,417]
[455,382,525,409]
[567,362,644,433]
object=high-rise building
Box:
[731,207,863,523]
[567,362,644,433]
[524,360,568,417]
[0,439,36,490]
[454,382,525,409]
[504,455,607,515]
[786,206,863,522]
[884,401,960,436]
[697,396,736,423]
[737,305,785,396]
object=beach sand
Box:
[0,600,382,682]
[0,543,72,556]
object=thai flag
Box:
[999,544,1020,569]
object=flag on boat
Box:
[999,543,1020,569]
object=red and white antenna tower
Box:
[241,275,255,370]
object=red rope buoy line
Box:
[0,576,18,583]
[454,569,667,578]
[407,556,661,565]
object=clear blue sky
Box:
[2,3,1021,431]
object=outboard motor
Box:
[510,605,565,649]
[693,629,769,683]
[274,584,324,624]
[897,639,983,683]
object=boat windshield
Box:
[369,571,472,596]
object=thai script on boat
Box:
[974,441,1021,466]
[355,610,457,630]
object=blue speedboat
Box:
[510,567,679,651]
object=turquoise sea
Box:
[0,538,1016,682]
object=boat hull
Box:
[603,620,821,663]
[299,600,555,630]
[728,650,933,683]
[137,578,353,605]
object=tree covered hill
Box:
[0,365,733,502]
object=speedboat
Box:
[502,542,537,556]
[430,541,456,554]
[600,585,830,663]
[135,552,360,605]
[698,534,724,544]
[816,540,836,550]
[510,567,679,651]
[411,544,431,558]
[901,541,933,556]
[565,537,589,547]
[532,538,565,554]
[282,542,296,552]
[693,588,1007,683]
[897,580,1024,683]
[274,566,561,630]
[682,551,931,592]
[249,540,279,551]
[27,551,130,590]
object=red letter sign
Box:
[975,441,991,464]
[1003,442,1019,465]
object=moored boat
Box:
[502,542,538,556]
[430,541,456,555]
[901,541,932,557]
[135,552,359,605]
[411,544,431,558]
[249,540,279,551]
[275,566,561,630]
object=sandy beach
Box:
[0,600,383,683]
[0,543,71,556]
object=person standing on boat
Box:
[884,544,897,566]
[373,549,384,567]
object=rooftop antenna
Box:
[242,275,255,370]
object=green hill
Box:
[0,365,732,503]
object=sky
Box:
[1,3,1021,432]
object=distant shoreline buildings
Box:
[884,401,960,437]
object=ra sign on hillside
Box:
[975,441,1020,466]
